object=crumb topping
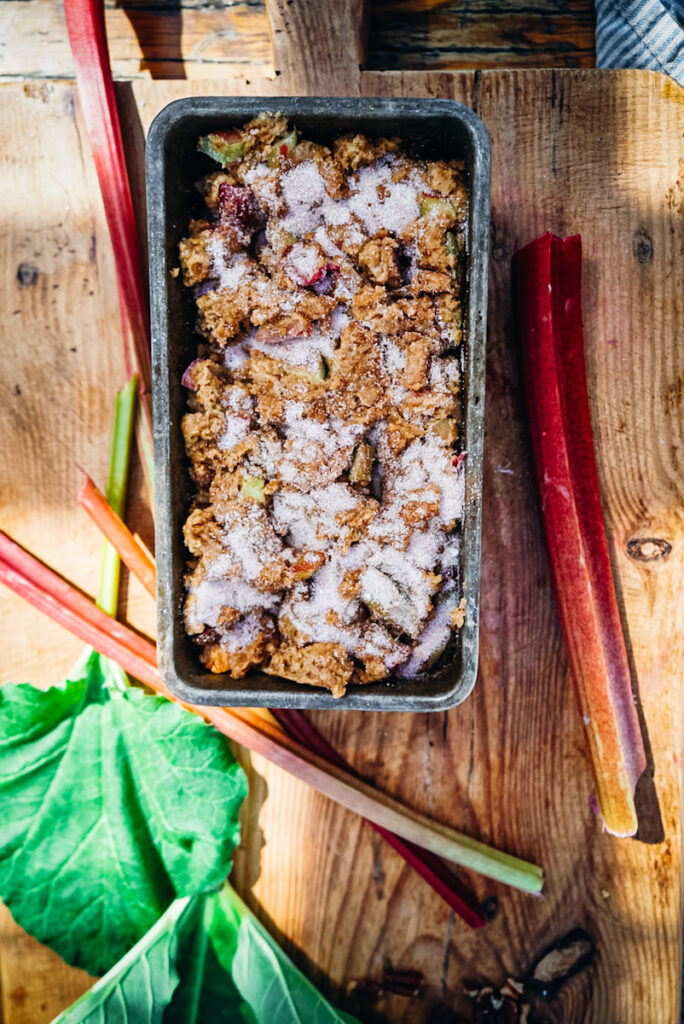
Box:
[179,114,469,694]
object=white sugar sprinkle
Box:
[220,612,263,652]
[314,226,344,257]
[380,337,406,375]
[190,576,278,627]
[359,545,434,638]
[218,389,253,451]
[347,163,420,237]
[208,240,250,291]
[280,161,328,236]
[242,163,270,183]
[223,342,250,370]
[396,600,456,675]
[280,549,410,666]
[280,158,418,242]
[272,482,363,549]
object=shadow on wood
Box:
[116,0,187,80]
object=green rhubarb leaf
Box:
[51,897,190,1024]
[163,893,248,1024]
[51,886,359,1024]
[209,886,360,1024]
[0,651,247,976]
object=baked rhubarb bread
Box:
[178,113,468,698]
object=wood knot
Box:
[17,262,39,286]
[632,228,653,265]
[626,538,671,562]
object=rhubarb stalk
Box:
[80,470,156,599]
[0,531,156,672]
[63,0,154,493]
[96,375,139,615]
[0,536,543,894]
[511,232,646,836]
[274,710,487,927]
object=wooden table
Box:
[0,0,595,81]
[1,2,683,1022]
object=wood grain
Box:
[0,912,93,1024]
[267,0,365,93]
[0,79,155,1019]
[369,0,596,70]
[0,0,595,83]
[0,57,682,1024]
[0,0,273,81]
[144,69,684,1024]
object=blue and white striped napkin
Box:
[595,0,684,84]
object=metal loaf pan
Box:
[147,96,490,711]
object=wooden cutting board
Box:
[0,3,683,1020]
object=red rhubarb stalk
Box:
[78,471,156,598]
[0,557,160,689]
[0,531,156,670]
[274,710,487,928]
[63,0,154,493]
[512,232,646,837]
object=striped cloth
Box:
[595,0,684,84]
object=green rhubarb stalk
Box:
[93,376,137,695]
[96,375,137,617]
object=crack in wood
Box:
[440,908,455,995]
[551,66,565,177]
[461,710,476,834]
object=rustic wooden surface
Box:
[0,3,682,1021]
[0,0,595,81]
[369,0,596,70]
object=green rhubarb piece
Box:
[446,230,466,283]
[446,229,465,258]
[420,195,457,218]
[266,128,298,168]
[286,355,327,383]
[241,474,266,504]
[198,132,245,166]
[273,228,298,256]
[349,443,374,486]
